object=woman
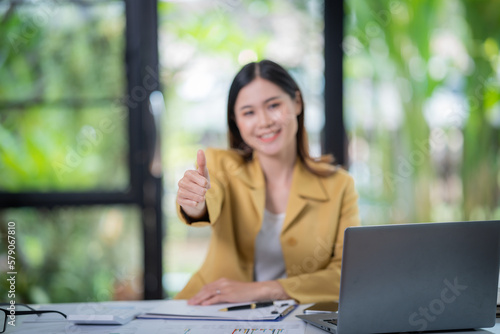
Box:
[176,59,360,305]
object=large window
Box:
[344,0,500,225]
[0,0,162,302]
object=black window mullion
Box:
[0,192,136,208]
[125,0,163,300]
[324,1,346,166]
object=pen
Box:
[279,305,295,318]
[219,301,274,312]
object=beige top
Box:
[254,209,287,282]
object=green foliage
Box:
[461,1,500,219]
[0,2,127,192]
[345,0,500,224]
[0,207,142,303]
[0,107,128,191]
[0,1,135,303]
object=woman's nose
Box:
[258,110,273,128]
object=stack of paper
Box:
[137,300,296,321]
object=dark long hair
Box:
[227,59,335,177]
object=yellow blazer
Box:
[175,148,360,303]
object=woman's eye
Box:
[243,110,254,116]
[269,103,280,110]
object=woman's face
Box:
[234,77,301,159]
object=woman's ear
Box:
[294,91,303,115]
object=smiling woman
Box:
[233,77,301,164]
[160,0,327,299]
[228,61,335,177]
[175,60,360,305]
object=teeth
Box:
[261,131,277,139]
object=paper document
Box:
[138,299,296,321]
[137,320,307,334]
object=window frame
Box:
[324,1,346,166]
[0,0,164,300]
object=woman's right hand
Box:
[176,149,211,220]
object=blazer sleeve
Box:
[176,148,226,227]
[277,175,360,304]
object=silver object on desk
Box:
[67,307,141,325]
[297,220,500,334]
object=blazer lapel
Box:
[232,156,266,225]
[231,156,329,235]
[282,160,329,234]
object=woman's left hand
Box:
[187,278,289,305]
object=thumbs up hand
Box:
[177,150,211,220]
[196,149,210,183]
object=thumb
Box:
[197,150,210,186]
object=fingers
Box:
[188,292,220,306]
[177,171,208,205]
[197,149,210,188]
[177,150,211,213]
[187,279,261,306]
[188,279,228,306]
[199,295,221,306]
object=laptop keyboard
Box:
[323,318,338,325]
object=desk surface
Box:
[5,300,500,334]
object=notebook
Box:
[138,299,296,321]
[297,220,500,334]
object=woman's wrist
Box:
[180,205,208,223]
[256,280,290,301]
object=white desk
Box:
[5,300,500,334]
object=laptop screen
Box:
[337,221,500,334]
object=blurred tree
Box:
[0,1,140,303]
[0,2,127,192]
[345,0,500,225]
[462,1,500,219]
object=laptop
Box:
[297,220,500,334]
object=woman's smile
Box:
[258,129,281,142]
